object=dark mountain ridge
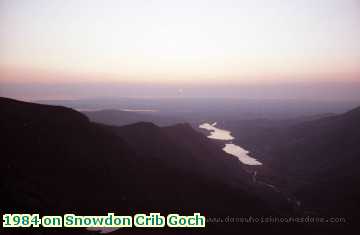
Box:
[224,104,360,223]
[0,97,297,234]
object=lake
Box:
[199,122,262,165]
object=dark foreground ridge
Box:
[1,97,354,234]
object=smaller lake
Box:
[199,123,234,140]
[199,122,262,166]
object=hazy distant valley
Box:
[2,97,353,234]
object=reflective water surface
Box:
[199,122,262,165]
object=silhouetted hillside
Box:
[271,107,360,219]
[225,106,360,224]
[1,97,296,234]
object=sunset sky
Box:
[0,0,360,100]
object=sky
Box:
[0,0,360,100]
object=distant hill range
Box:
[83,109,183,127]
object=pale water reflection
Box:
[223,144,262,165]
[199,122,262,166]
[198,123,234,141]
